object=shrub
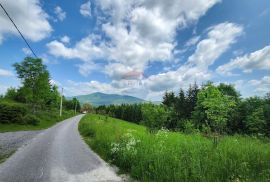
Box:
[22,114,41,125]
[183,119,197,134]
[141,103,168,132]
[0,102,27,124]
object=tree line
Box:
[0,57,81,125]
[96,82,270,136]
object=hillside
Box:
[71,92,145,106]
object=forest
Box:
[96,82,270,137]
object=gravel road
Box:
[0,130,41,156]
[0,115,123,182]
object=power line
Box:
[0,3,38,58]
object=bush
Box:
[142,103,168,132]
[183,119,197,134]
[0,102,27,124]
[22,114,40,125]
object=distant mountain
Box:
[70,92,145,106]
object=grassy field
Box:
[79,114,270,182]
[0,109,76,132]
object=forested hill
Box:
[70,92,145,106]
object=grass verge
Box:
[0,109,76,132]
[79,114,270,182]
[0,151,15,164]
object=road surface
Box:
[0,130,41,157]
[0,115,123,182]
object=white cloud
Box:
[22,47,31,55]
[98,0,220,77]
[217,45,270,75]
[54,6,66,21]
[0,0,52,43]
[142,22,242,94]
[48,21,242,100]
[104,63,145,82]
[185,36,201,47]
[47,35,104,62]
[48,0,219,78]
[188,22,243,70]
[80,1,91,17]
[48,0,237,100]
[0,68,13,77]
[248,76,270,94]
[60,35,70,44]
[77,62,100,77]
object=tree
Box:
[264,92,270,104]
[4,87,18,100]
[13,57,51,111]
[49,85,60,107]
[193,83,236,134]
[73,98,81,112]
[142,103,168,132]
[217,83,240,102]
[263,103,270,136]
[81,103,93,113]
[186,82,199,118]
[175,89,186,118]
[162,91,176,108]
[217,83,242,134]
[246,107,266,135]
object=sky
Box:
[0,0,269,101]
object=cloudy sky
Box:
[0,0,269,100]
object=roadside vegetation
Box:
[96,82,270,137]
[85,82,270,181]
[79,114,270,182]
[0,57,81,132]
[0,151,14,164]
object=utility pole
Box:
[60,87,63,117]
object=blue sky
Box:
[0,0,269,100]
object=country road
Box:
[0,115,123,182]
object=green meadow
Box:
[79,114,270,182]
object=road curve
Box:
[0,115,123,182]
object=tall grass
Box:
[79,114,270,182]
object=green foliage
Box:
[185,83,200,118]
[13,57,52,110]
[1,57,78,131]
[194,83,236,133]
[217,83,240,102]
[96,103,143,124]
[48,85,60,107]
[4,88,18,100]
[79,114,270,182]
[142,103,168,132]
[0,101,27,124]
[81,103,93,113]
[0,108,75,132]
[95,83,269,136]
[62,97,81,112]
[162,91,176,108]
[22,114,41,125]
[246,107,266,135]
[183,119,197,134]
